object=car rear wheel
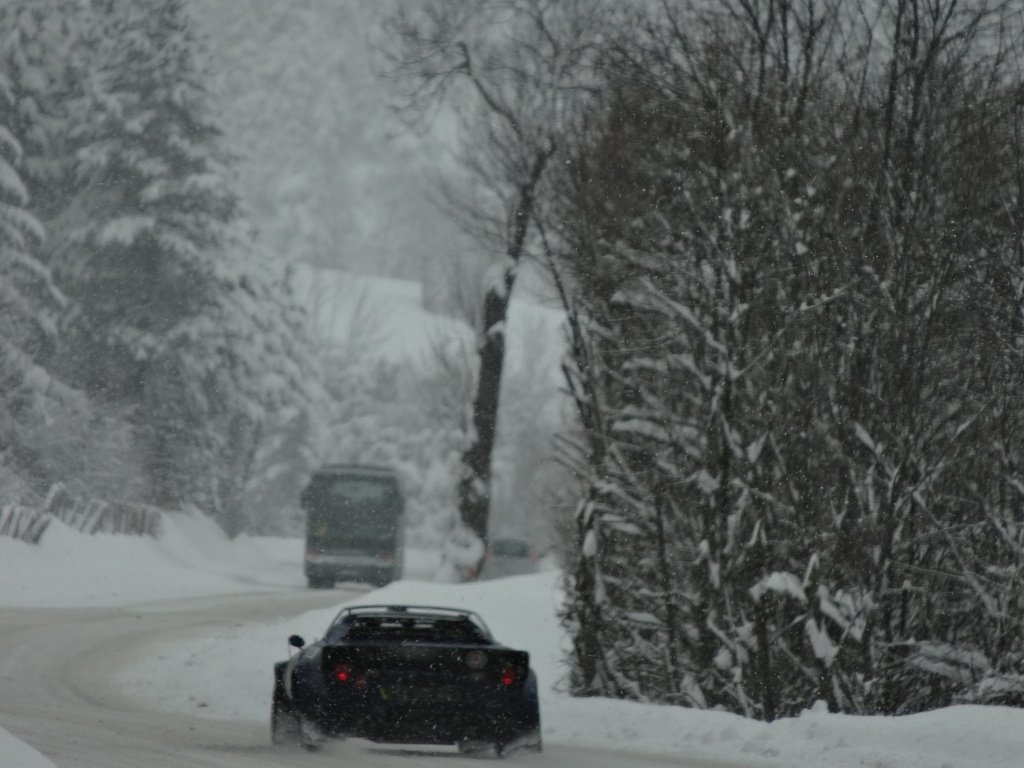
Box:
[495,728,542,756]
[270,688,300,745]
[298,718,325,752]
[518,728,543,754]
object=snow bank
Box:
[546,695,1023,768]
[0,726,57,768]
[0,510,302,607]
[0,519,438,767]
[0,510,439,608]
[116,568,1024,767]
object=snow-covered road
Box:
[0,591,345,768]
[3,514,1023,768]
[0,590,730,768]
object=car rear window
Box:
[341,617,490,644]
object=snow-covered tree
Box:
[0,0,87,226]
[1,0,333,528]
[550,0,1024,719]
[0,67,81,501]
[0,1,160,505]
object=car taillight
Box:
[335,664,352,682]
[499,667,517,685]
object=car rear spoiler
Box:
[330,604,494,636]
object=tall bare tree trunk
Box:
[457,149,552,561]
[458,267,515,545]
[383,0,596,578]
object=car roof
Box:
[330,604,494,637]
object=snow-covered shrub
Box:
[550,0,1024,720]
[435,522,486,583]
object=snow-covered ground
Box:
[2,516,1023,767]
[0,732,54,768]
[0,507,444,609]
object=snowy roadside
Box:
[0,508,440,608]
[0,512,432,768]
[0,727,56,768]
[113,569,1024,768]
[3,518,1024,767]
[0,511,302,608]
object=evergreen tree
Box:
[0,0,168,506]
[0,0,88,227]
[0,69,76,499]
[54,0,233,402]
[38,0,330,525]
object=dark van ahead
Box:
[300,464,405,589]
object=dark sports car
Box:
[271,604,543,756]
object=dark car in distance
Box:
[479,537,538,580]
[271,605,542,756]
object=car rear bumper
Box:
[305,553,394,569]
[301,689,538,744]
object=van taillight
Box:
[499,667,516,685]
[335,664,352,682]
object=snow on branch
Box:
[749,572,808,604]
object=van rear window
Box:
[328,478,394,504]
[305,474,401,541]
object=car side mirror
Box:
[288,634,305,649]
